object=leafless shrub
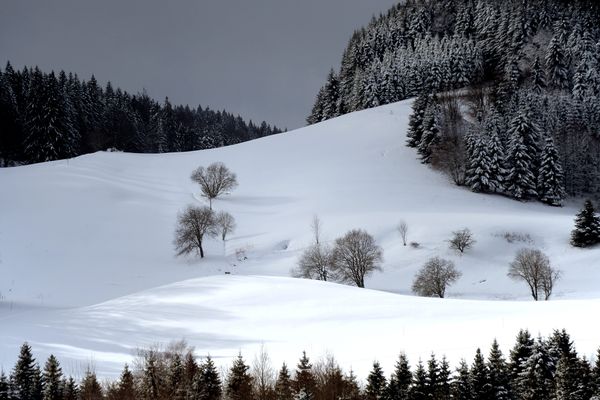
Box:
[174,205,216,258]
[190,162,238,209]
[410,242,421,249]
[215,211,236,241]
[235,247,248,261]
[496,231,534,244]
[397,221,409,246]
[448,228,476,254]
[332,229,383,288]
[412,257,461,298]
[508,248,560,301]
[431,135,467,186]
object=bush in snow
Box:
[448,228,476,254]
[174,205,216,258]
[412,257,461,298]
[397,221,409,246]
[508,248,560,301]
[191,162,238,209]
[332,229,383,288]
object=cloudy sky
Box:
[0,0,398,129]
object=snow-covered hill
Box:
[1,100,598,376]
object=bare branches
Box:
[508,248,560,301]
[215,211,236,241]
[412,257,461,298]
[448,228,476,254]
[190,162,238,209]
[332,229,383,288]
[397,221,408,246]
[174,205,216,258]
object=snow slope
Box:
[1,99,598,376]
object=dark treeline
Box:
[2,329,600,400]
[307,0,600,202]
[0,62,283,166]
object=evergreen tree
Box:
[570,200,600,247]
[195,356,222,400]
[406,94,429,148]
[386,354,411,400]
[531,56,547,93]
[417,104,440,164]
[168,354,186,400]
[451,360,472,400]
[546,35,570,90]
[42,355,63,400]
[410,361,428,400]
[487,340,511,400]
[10,342,43,400]
[62,377,78,400]
[436,357,451,400]
[537,135,566,206]
[293,352,316,400]
[515,338,554,400]
[274,363,293,400]
[470,349,492,400]
[466,133,493,193]
[226,354,254,400]
[0,371,9,400]
[365,361,387,400]
[117,365,137,400]
[509,330,534,385]
[505,111,539,200]
[79,370,103,400]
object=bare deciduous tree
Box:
[252,345,275,400]
[296,243,335,281]
[397,220,409,246]
[174,205,216,258]
[215,211,236,241]
[332,229,383,288]
[296,215,335,281]
[448,228,476,254]
[508,248,560,301]
[190,162,238,209]
[412,257,461,298]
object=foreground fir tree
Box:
[10,342,43,400]
[116,365,136,400]
[62,377,78,400]
[410,361,428,400]
[487,340,511,400]
[79,370,103,400]
[465,134,493,193]
[386,354,411,400]
[195,356,222,400]
[537,136,566,206]
[417,104,441,164]
[451,360,472,400]
[570,200,600,247]
[42,355,63,400]
[274,363,293,400]
[470,349,492,400]
[0,371,9,400]
[226,354,254,400]
[365,361,387,400]
[515,338,555,400]
[293,352,316,400]
[168,354,186,400]
[509,330,535,384]
[406,94,430,148]
[505,111,539,200]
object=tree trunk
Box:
[199,242,204,258]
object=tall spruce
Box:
[386,354,411,400]
[570,200,600,247]
[226,354,254,400]
[10,342,43,400]
[274,363,293,400]
[365,361,387,400]
[42,355,63,400]
[293,352,316,400]
[537,135,566,206]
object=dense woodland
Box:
[308,0,600,202]
[2,329,600,400]
[0,63,283,166]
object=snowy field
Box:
[1,99,598,377]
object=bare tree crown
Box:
[397,221,408,246]
[412,257,461,298]
[190,162,238,208]
[448,228,476,254]
[332,229,383,288]
[215,211,236,241]
[174,205,217,258]
[508,248,560,301]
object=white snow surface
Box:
[0,99,598,377]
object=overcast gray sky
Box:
[0,0,398,129]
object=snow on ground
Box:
[0,99,598,377]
